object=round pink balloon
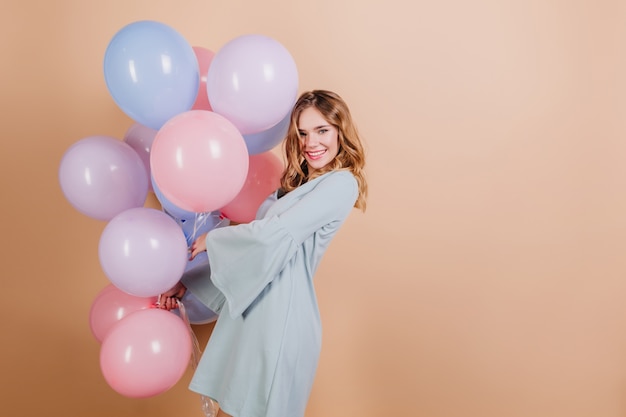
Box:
[100,308,192,398]
[220,152,284,223]
[207,34,298,135]
[58,135,149,221]
[151,110,249,213]
[98,207,188,297]
[191,46,215,111]
[123,123,158,191]
[89,284,157,343]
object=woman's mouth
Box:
[305,149,327,160]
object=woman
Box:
[159,90,368,417]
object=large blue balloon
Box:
[104,21,199,130]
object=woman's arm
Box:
[278,170,358,245]
[205,171,359,318]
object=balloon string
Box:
[189,211,227,244]
[215,212,229,228]
[189,212,206,245]
[176,299,201,369]
[176,299,218,417]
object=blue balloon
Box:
[242,111,290,155]
[104,21,199,130]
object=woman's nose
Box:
[304,133,319,147]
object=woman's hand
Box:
[189,232,209,260]
[156,281,187,310]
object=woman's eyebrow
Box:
[299,124,331,132]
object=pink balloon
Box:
[151,110,249,213]
[191,46,215,111]
[58,135,149,221]
[100,308,192,398]
[89,284,157,343]
[207,34,298,135]
[98,207,188,297]
[123,123,158,191]
[220,152,284,223]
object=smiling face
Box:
[297,106,340,172]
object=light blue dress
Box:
[181,170,358,417]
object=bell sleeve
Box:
[207,170,359,318]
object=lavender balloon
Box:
[59,135,149,221]
[207,34,298,135]
[123,123,158,191]
[99,208,188,297]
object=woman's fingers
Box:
[189,241,199,260]
[188,232,209,260]
[159,296,178,310]
[156,284,185,310]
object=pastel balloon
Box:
[151,110,249,213]
[191,46,215,111]
[100,309,192,398]
[123,123,158,191]
[89,284,157,343]
[207,34,298,134]
[151,175,197,221]
[220,152,284,223]
[103,20,199,129]
[59,135,149,221]
[152,177,226,231]
[243,111,290,155]
[98,207,188,297]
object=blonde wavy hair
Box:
[280,90,368,211]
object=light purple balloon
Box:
[59,136,149,221]
[99,207,188,297]
[123,123,158,191]
[207,34,298,135]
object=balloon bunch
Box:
[58,20,297,398]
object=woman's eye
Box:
[318,129,328,134]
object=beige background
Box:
[3,0,626,416]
